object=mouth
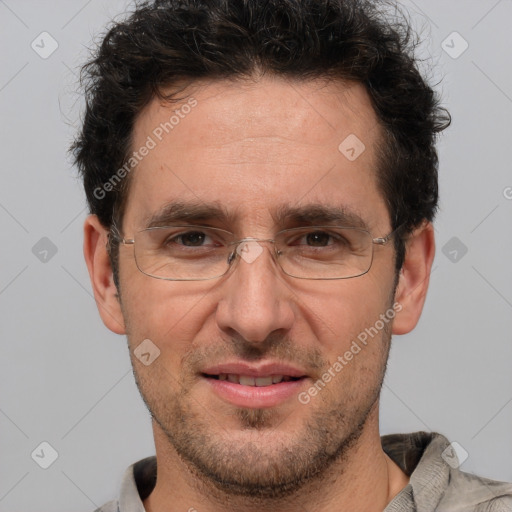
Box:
[203,373,303,386]
[200,363,309,408]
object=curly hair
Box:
[71,0,450,283]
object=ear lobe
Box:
[392,221,435,335]
[83,215,126,335]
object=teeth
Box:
[255,376,273,387]
[239,375,256,386]
[216,374,293,386]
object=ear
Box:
[83,215,126,335]
[392,221,435,335]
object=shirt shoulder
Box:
[439,469,512,512]
[382,432,512,512]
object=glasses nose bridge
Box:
[234,236,276,246]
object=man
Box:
[72,0,512,510]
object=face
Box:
[106,77,404,496]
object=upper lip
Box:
[201,361,308,378]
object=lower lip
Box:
[204,377,307,408]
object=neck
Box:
[144,404,409,512]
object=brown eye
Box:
[177,231,207,246]
[305,231,331,246]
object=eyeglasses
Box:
[112,224,402,281]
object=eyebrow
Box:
[271,204,370,230]
[143,200,369,231]
[143,201,236,228]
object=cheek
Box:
[119,273,216,353]
[292,273,392,351]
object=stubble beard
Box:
[131,325,391,502]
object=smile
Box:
[205,374,302,386]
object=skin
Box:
[84,75,435,512]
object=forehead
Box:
[124,76,388,232]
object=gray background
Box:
[1,0,511,510]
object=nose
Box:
[215,240,295,344]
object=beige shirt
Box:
[94,432,512,512]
